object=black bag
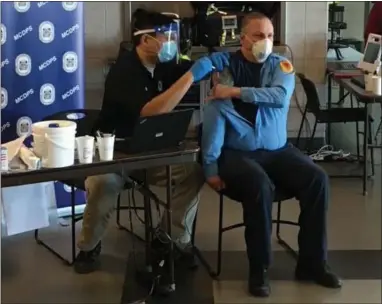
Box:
[191,2,279,18]
[191,2,279,48]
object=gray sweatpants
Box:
[77,163,204,251]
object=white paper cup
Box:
[365,74,374,91]
[76,136,95,164]
[97,135,115,161]
[371,76,382,96]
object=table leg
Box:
[34,185,79,266]
[327,74,333,145]
[165,165,176,292]
[143,170,152,272]
[70,188,76,263]
[363,104,370,196]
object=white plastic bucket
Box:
[32,120,77,168]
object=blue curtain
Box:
[1,1,86,214]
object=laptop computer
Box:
[115,109,194,154]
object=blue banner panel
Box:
[1,1,86,211]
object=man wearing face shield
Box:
[74,9,216,275]
[201,12,342,297]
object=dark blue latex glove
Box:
[190,57,214,82]
[209,52,230,72]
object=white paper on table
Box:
[1,182,58,237]
[1,135,27,162]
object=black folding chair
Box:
[192,190,297,278]
[193,124,298,278]
[296,73,375,177]
[34,109,140,265]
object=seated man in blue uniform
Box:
[74,9,216,274]
[202,12,342,297]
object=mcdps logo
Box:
[39,21,55,44]
[14,2,31,13]
[62,2,78,11]
[16,116,32,137]
[1,24,6,45]
[63,184,77,192]
[1,88,8,110]
[40,83,55,105]
[62,51,78,73]
[15,54,32,76]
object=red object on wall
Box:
[364,2,382,42]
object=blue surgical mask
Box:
[158,40,178,63]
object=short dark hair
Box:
[241,12,270,33]
[132,8,175,46]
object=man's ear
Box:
[140,34,149,46]
[239,33,246,46]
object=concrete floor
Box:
[2,166,381,304]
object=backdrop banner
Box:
[1,1,86,216]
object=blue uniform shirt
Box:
[202,53,296,179]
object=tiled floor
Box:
[2,166,381,303]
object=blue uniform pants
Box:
[218,145,329,271]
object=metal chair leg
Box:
[307,120,318,153]
[368,120,375,177]
[194,193,224,278]
[374,118,382,144]
[34,186,78,266]
[296,107,308,149]
[191,209,198,246]
[215,193,224,277]
[115,191,146,243]
[275,201,298,259]
[351,95,361,160]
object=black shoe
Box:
[151,237,170,253]
[175,243,198,269]
[295,261,343,288]
[248,269,271,297]
[74,242,102,274]
[151,236,197,269]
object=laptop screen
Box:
[363,42,380,64]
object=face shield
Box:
[134,23,179,63]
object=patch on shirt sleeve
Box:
[280,60,294,74]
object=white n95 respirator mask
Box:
[252,38,273,63]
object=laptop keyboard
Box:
[335,62,357,70]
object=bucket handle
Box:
[44,133,74,150]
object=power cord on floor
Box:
[309,145,350,161]
[129,174,196,246]
[126,186,162,304]
[125,175,197,303]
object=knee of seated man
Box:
[85,174,123,196]
[309,163,329,188]
[239,169,275,197]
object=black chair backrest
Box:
[42,109,101,137]
[296,73,321,115]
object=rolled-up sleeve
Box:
[240,59,295,108]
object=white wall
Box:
[341,1,366,41]
[84,2,124,109]
[283,1,328,139]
